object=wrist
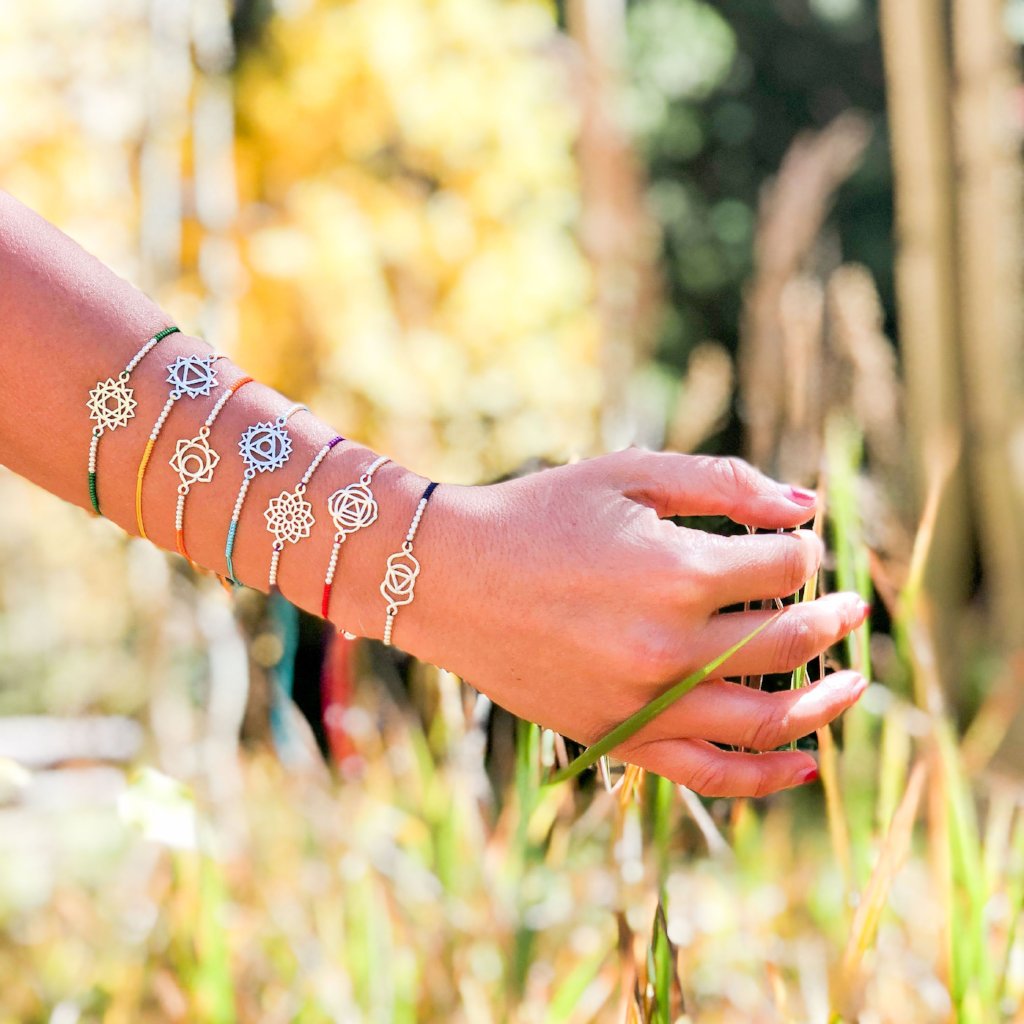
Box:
[384,476,502,667]
[276,455,430,641]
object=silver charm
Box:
[380,482,437,647]
[264,489,315,546]
[226,404,307,586]
[327,479,379,538]
[166,354,218,399]
[381,543,421,613]
[171,429,221,492]
[321,455,390,622]
[239,420,293,476]
[87,375,137,433]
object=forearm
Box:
[0,189,469,647]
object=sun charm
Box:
[166,355,218,399]
[264,489,315,547]
[87,376,138,434]
[238,421,293,476]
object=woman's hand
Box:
[411,449,869,798]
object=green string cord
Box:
[87,325,180,519]
[150,325,181,344]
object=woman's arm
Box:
[0,189,436,640]
[0,189,869,796]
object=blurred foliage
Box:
[0,0,150,276]
[623,0,891,419]
[233,0,601,483]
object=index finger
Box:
[614,450,818,528]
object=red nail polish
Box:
[788,486,817,507]
[799,766,819,785]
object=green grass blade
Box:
[997,809,1024,1005]
[544,945,612,1024]
[193,854,236,1023]
[651,902,674,1024]
[546,613,782,785]
[825,415,875,883]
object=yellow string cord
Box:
[135,437,157,538]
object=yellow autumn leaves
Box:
[234,0,601,481]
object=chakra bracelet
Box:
[86,325,180,515]
[136,353,226,539]
[171,375,256,563]
[321,454,391,619]
[225,403,308,585]
[263,435,345,591]
[380,481,438,647]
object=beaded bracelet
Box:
[320,454,391,619]
[135,353,226,539]
[171,375,256,562]
[86,325,180,515]
[263,435,345,590]
[380,481,438,647]
[225,403,308,585]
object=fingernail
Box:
[787,486,817,508]
[798,765,820,785]
[849,673,869,697]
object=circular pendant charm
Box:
[239,421,293,474]
[380,547,421,611]
[327,482,379,538]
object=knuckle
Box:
[685,759,731,797]
[631,628,681,681]
[774,615,818,670]
[609,445,645,469]
[749,771,777,800]
[679,540,719,603]
[658,538,692,580]
[781,538,814,594]
[611,444,660,478]
[746,708,789,752]
[589,446,644,487]
[711,456,756,497]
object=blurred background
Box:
[2,0,1024,1020]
